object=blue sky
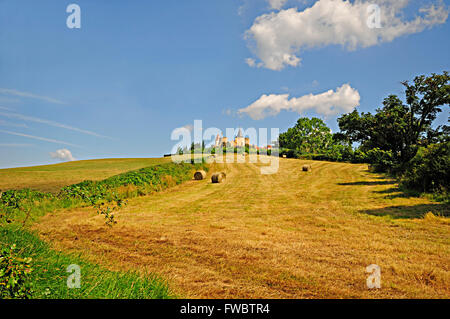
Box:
[0,0,449,168]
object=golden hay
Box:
[211,172,226,183]
[194,170,207,180]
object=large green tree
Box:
[338,72,449,167]
[279,117,333,154]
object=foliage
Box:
[323,143,354,162]
[0,243,33,299]
[279,117,333,154]
[401,142,450,194]
[278,118,354,162]
[95,197,127,227]
[338,72,450,170]
[365,148,396,173]
[59,162,206,202]
[0,189,53,209]
[0,189,54,224]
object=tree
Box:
[279,117,333,154]
[338,72,449,169]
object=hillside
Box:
[0,157,170,193]
[34,157,449,298]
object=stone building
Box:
[214,129,250,148]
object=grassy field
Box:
[31,156,449,298]
[0,157,170,193]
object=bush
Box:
[0,189,53,209]
[323,144,354,162]
[0,244,33,299]
[401,142,450,193]
[365,148,395,172]
[0,189,54,224]
[279,148,296,158]
[59,162,207,204]
[351,149,367,163]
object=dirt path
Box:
[35,158,450,298]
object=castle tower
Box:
[214,134,221,147]
[235,128,245,147]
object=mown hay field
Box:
[0,157,170,193]
[33,157,449,298]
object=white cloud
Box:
[50,149,75,161]
[245,58,257,67]
[245,0,448,70]
[268,0,287,10]
[0,119,28,128]
[0,88,66,104]
[238,83,360,119]
[0,129,79,147]
[0,111,110,139]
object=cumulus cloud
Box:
[268,0,287,10]
[50,149,75,161]
[238,83,360,120]
[245,0,448,70]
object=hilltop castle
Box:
[214,129,249,148]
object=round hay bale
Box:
[211,172,226,183]
[194,170,206,180]
[302,164,311,172]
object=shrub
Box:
[0,189,53,209]
[351,149,367,163]
[279,148,296,158]
[59,162,207,204]
[0,244,33,299]
[365,148,395,172]
[0,189,54,224]
[401,142,450,193]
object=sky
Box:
[0,0,449,168]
